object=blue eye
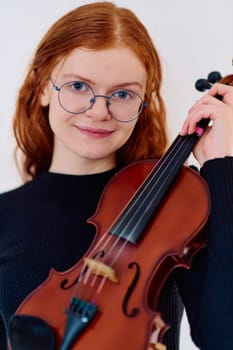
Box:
[112,90,138,102]
[113,90,130,100]
[71,81,86,91]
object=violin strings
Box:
[70,133,198,304]
[70,232,111,299]
[109,134,193,239]
[95,134,197,269]
[70,229,125,301]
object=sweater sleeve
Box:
[176,157,233,349]
[198,157,233,348]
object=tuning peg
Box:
[207,71,222,84]
[195,79,211,92]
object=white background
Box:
[1,1,233,348]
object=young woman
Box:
[1,2,233,350]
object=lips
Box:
[75,125,113,138]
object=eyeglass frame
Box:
[50,78,147,123]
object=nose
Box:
[85,95,111,121]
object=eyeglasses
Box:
[50,78,147,122]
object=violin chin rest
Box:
[8,314,55,350]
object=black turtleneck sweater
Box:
[0,158,233,350]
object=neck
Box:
[49,156,117,175]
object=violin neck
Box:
[110,127,205,244]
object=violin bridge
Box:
[84,257,119,283]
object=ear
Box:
[40,82,52,106]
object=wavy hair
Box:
[13,1,168,180]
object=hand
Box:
[180,83,233,166]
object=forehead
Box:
[53,47,147,90]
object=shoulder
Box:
[0,179,38,206]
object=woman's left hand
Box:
[180,83,233,166]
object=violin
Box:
[8,72,233,350]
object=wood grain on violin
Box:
[10,164,210,349]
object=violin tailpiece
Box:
[59,297,97,350]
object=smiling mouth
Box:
[76,126,113,138]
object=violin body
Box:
[14,160,210,349]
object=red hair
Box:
[13,1,168,180]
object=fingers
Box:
[180,96,220,135]
[179,82,233,165]
[207,82,233,104]
[180,83,233,135]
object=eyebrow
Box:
[61,73,145,91]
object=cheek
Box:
[115,121,137,149]
[48,92,69,119]
[47,99,70,135]
[123,121,137,139]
